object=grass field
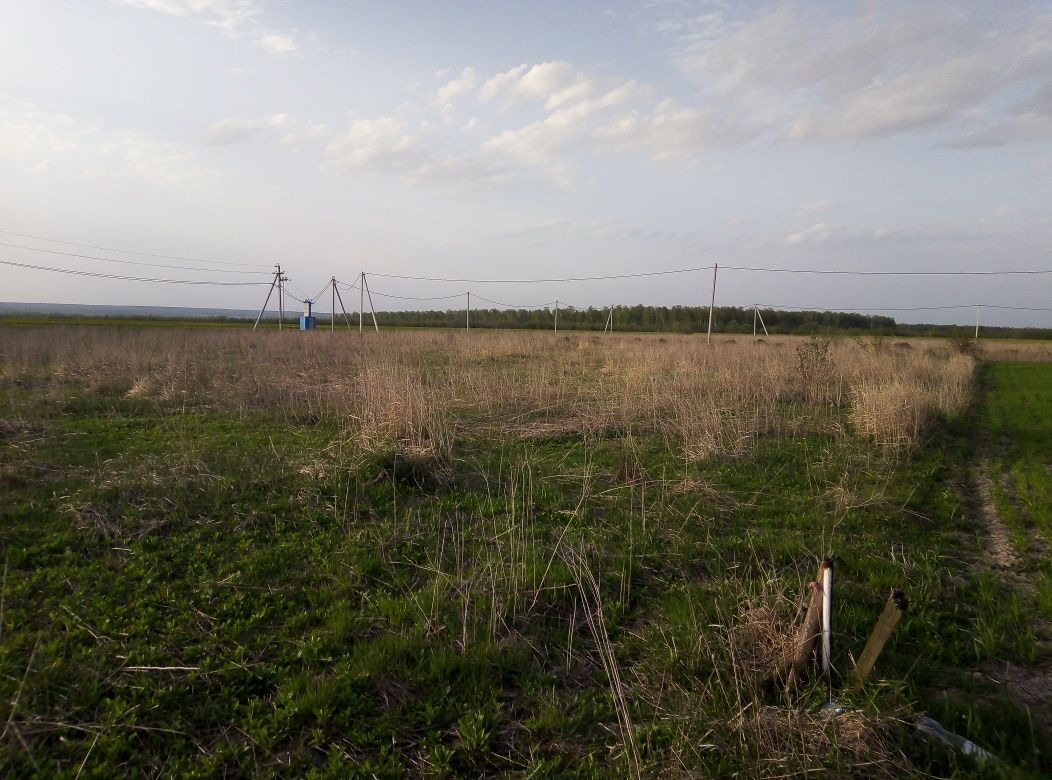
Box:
[1,326,1050,777]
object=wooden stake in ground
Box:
[850,590,908,686]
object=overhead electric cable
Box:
[307,280,332,302]
[366,290,468,302]
[0,229,268,269]
[0,240,273,275]
[0,257,272,286]
[724,265,1052,276]
[470,293,557,309]
[754,303,977,312]
[362,263,1052,284]
[365,265,714,283]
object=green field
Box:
[1,329,1050,777]
[980,363,1052,622]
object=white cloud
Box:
[114,0,260,30]
[201,113,323,147]
[0,103,218,190]
[202,117,260,144]
[114,0,299,57]
[945,82,1052,148]
[323,117,422,175]
[592,98,726,159]
[479,61,600,110]
[501,217,680,244]
[481,82,639,166]
[785,222,834,245]
[652,2,1052,144]
[796,199,834,218]
[433,67,478,112]
[322,115,556,188]
[258,31,297,56]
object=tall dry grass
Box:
[0,327,976,458]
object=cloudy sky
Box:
[1,1,1050,325]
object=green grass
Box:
[980,363,1052,622]
[1,364,1049,776]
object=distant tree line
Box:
[326,305,1043,336]
[6,305,1049,339]
[357,305,895,333]
[339,304,1052,339]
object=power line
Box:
[365,265,714,283]
[307,280,331,303]
[470,293,557,309]
[283,278,311,303]
[0,240,273,275]
[725,265,1052,276]
[0,258,272,286]
[754,303,977,312]
[983,304,1052,312]
[363,263,1052,283]
[0,229,267,269]
[368,290,467,302]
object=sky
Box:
[1,0,1050,326]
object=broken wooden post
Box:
[850,589,908,685]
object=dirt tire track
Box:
[976,459,1023,570]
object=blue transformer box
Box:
[300,300,317,331]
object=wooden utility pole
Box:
[706,263,717,344]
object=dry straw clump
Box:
[1,326,976,456]
[848,349,973,447]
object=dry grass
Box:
[0,328,979,458]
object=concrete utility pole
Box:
[975,303,981,340]
[276,263,285,330]
[252,266,281,332]
[466,291,471,331]
[331,277,336,333]
[706,262,717,344]
[756,306,769,337]
[363,274,379,333]
[554,300,559,333]
[359,271,364,336]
